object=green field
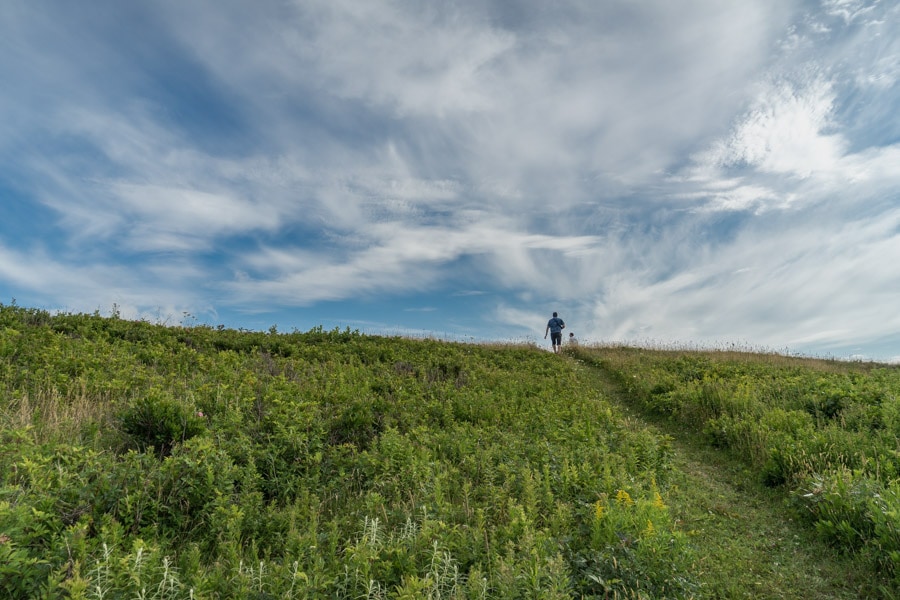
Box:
[1,304,898,598]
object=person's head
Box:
[552,312,558,317]
[569,332,574,337]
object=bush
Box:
[0,499,55,598]
[119,390,205,456]
[156,436,240,542]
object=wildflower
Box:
[197,411,204,417]
[615,489,634,507]
[594,500,604,521]
[644,520,655,536]
[652,491,666,510]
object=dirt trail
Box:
[582,363,873,599]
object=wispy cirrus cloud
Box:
[226,215,604,305]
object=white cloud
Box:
[570,205,900,354]
[109,183,279,250]
[823,0,878,24]
[151,0,792,207]
[225,216,604,305]
[297,1,516,117]
[0,242,209,323]
[701,77,844,179]
[0,244,86,292]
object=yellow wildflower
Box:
[652,491,666,510]
[615,489,634,507]
[594,500,604,521]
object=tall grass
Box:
[3,386,116,446]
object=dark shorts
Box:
[551,332,562,345]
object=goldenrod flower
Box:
[652,491,666,510]
[615,489,634,507]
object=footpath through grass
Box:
[571,355,873,599]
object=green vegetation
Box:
[1,303,897,598]
[1,305,688,599]
[575,345,900,597]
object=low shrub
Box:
[794,469,900,582]
[119,390,206,456]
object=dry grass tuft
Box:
[3,385,116,445]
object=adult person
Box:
[544,312,566,354]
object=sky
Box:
[1,1,899,362]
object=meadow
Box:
[1,303,897,598]
[574,345,900,596]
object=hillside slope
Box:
[577,359,867,598]
[1,304,897,598]
[574,346,900,598]
[2,307,688,599]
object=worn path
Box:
[576,359,875,599]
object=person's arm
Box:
[544,324,549,338]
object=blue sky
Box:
[2,0,899,361]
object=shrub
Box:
[119,390,205,456]
[156,436,240,542]
[793,468,900,581]
[0,499,55,598]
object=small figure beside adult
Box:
[544,311,566,354]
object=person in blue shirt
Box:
[544,312,566,353]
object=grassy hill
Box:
[1,303,897,598]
